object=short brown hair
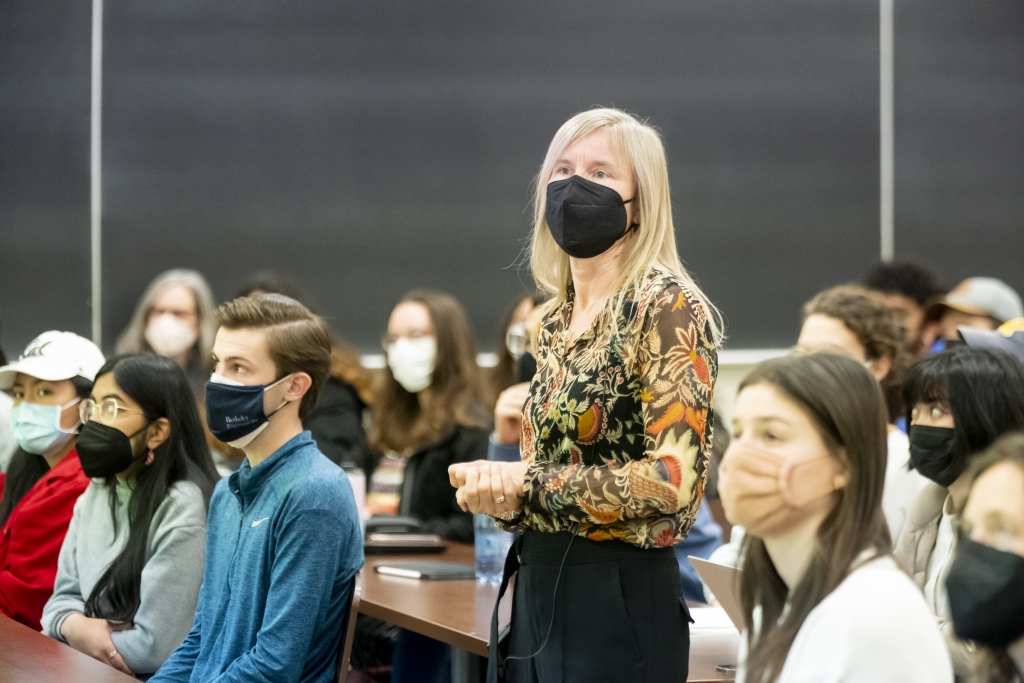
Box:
[803,285,910,422]
[369,290,487,452]
[214,294,332,419]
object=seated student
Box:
[41,354,219,676]
[486,291,547,411]
[921,277,1024,355]
[150,294,363,683]
[863,261,945,358]
[721,353,952,683]
[0,332,104,630]
[797,285,927,536]
[236,272,374,472]
[366,290,489,542]
[895,346,1024,677]
[116,269,217,394]
[947,432,1024,683]
[114,269,235,474]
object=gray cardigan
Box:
[41,478,208,675]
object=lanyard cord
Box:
[504,527,577,662]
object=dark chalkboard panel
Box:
[0,1,92,353]
[1,1,1019,359]
[893,1,1024,295]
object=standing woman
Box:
[41,354,219,676]
[0,332,105,629]
[452,108,721,683]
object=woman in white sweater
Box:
[719,353,952,683]
[41,353,219,676]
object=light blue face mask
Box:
[10,398,81,455]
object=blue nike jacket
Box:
[152,432,364,683]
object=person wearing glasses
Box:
[365,289,489,543]
[0,331,104,631]
[487,292,548,411]
[40,353,219,676]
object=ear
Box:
[832,450,851,490]
[146,417,172,451]
[281,372,313,403]
[866,355,892,383]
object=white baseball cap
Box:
[0,331,106,392]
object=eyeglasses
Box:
[79,398,145,426]
[381,330,433,350]
[506,324,529,360]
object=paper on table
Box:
[689,606,739,632]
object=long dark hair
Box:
[0,375,94,527]
[84,354,219,624]
[369,290,487,453]
[738,353,891,682]
[903,346,1024,482]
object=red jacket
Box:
[0,450,90,630]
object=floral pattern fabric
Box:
[501,269,718,549]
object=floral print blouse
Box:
[501,269,718,549]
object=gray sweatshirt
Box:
[41,478,207,675]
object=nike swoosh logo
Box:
[251,517,270,528]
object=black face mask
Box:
[947,538,1024,647]
[908,425,963,487]
[77,421,150,478]
[545,175,636,259]
[517,351,538,385]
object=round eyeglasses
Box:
[79,398,144,426]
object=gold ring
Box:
[494,496,506,504]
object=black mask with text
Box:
[545,175,636,259]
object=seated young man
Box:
[152,294,363,683]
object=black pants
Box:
[500,531,690,683]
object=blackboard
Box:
[1,1,1021,358]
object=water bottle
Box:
[474,514,514,584]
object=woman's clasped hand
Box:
[60,612,135,675]
[448,460,527,517]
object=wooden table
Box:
[0,615,136,683]
[359,543,737,682]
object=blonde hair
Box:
[529,108,723,344]
[116,269,218,372]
